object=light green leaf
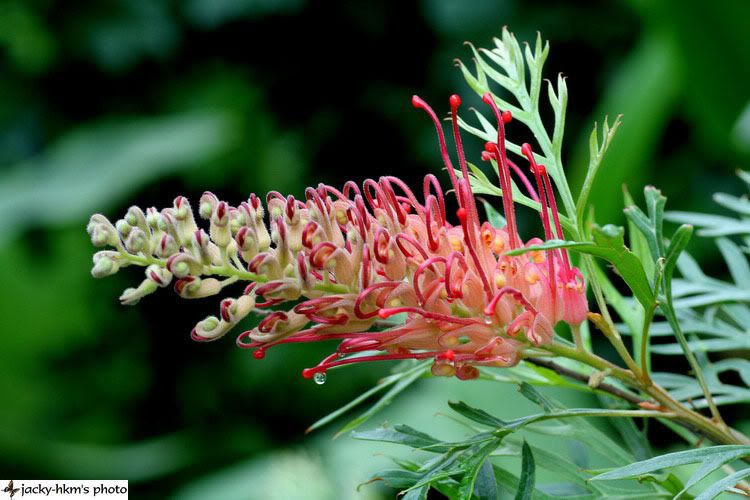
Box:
[694,467,750,500]
[514,441,536,500]
[592,445,750,481]
[447,401,506,428]
[480,199,506,229]
[473,460,498,500]
[716,237,750,287]
[351,424,444,451]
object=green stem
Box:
[542,342,750,447]
[119,251,266,283]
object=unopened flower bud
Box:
[191,229,221,265]
[174,276,221,298]
[235,294,255,316]
[199,192,219,220]
[119,279,158,305]
[199,202,212,220]
[167,252,203,278]
[91,251,120,278]
[157,210,178,238]
[87,215,119,248]
[156,234,178,258]
[125,206,148,233]
[220,298,237,322]
[146,207,160,229]
[199,316,220,332]
[125,227,148,253]
[210,202,232,248]
[173,196,190,220]
[172,197,198,244]
[192,315,230,340]
[115,219,132,238]
[146,265,172,287]
[230,209,245,233]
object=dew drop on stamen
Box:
[484,315,493,325]
[313,372,327,385]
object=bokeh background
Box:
[1,0,748,498]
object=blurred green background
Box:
[0,0,748,498]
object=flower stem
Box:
[541,341,750,447]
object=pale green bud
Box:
[119,279,158,305]
[91,252,119,278]
[125,227,148,253]
[145,264,172,288]
[199,202,213,219]
[115,219,132,238]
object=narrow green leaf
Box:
[713,192,750,216]
[504,239,591,256]
[666,211,750,237]
[677,453,732,497]
[592,446,750,481]
[624,186,655,279]
[716,237,750,287]
[502,409,666,433]
[401,484,430,500]
[473,460,498,500]
[480,199,506,229]
[351,424,444,451]
[624,205,660,261]
[360,469,422,490]
[492,466,556,500]
[664,224,694,282]
[694,467,750,500]
[448,401,506,428]
[589,224,655,310]
[517,382,557,413]
[458,440,503,499]
[644,186,667,256]
[514,441,536,500]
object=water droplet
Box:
[483,315,493,325]
[313,372,327,385]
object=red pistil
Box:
[412,95,461,198]
[483,93,520,249]
[455,187,493,301]
[423,174,446,224]
[484,286,538,317]
[377,306,478,326]
[541,171,570,271]
[413,256,447,305]
[449,94,470,181]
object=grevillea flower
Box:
[87,93,587,381]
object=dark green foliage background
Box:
[0,0,748,497]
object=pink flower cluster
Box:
[88,93,587,381]
[232,93,586,380]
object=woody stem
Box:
[541,342,750,447]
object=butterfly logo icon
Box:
[2,480,19,499]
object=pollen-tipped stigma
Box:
[87,93,587,381]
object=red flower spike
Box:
[117,92,590,381]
